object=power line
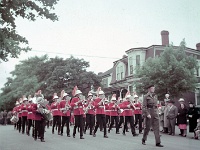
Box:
[31,50,121,60]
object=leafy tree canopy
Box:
[0,0,59,62]
[135,40,198,100]
[0,55,102,110]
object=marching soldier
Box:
[142,85,164,147]
[51,94,62,135]
[93,88,108,138]
[32,96,46,142]
[21,97,28,134]
[27,97,33,136]
[12,101,20,129]
[71,87,85,139]
[60,92,71,137]
[84,92,95,135]
[18,98,23,133]
[108,94,120,134]
[133,95,143,134]
[121,91,138,136]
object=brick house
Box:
[99,31,200,106]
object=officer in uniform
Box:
[142,85,164,147]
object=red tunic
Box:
[109,103,119,116]
[60,100,71,117]
[71,97,84,115]
[94,98,107,114]
[18,105,22,118]
[121,101,134,116]
[32,103,43,120]
[84,100,95,115]
[21,104,28,117]
[27,104,33,120]
[51,102,61,116]
[134,102,142,114]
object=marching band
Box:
[10,87,145,143]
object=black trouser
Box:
[106,115,110,127]
[123,116,136,135]
[109,116,119,133]
[73,115,83,137]
[94,114,107,136]
[27,119,32,135]
[84,114,95,134]
[34,119,46,140]
[82,117,86,132]
[18,117,22,132]
[22,116,27,134]
[134,114,143,133]
[118,116,128,131]
[52,116,61,134]
[61,116,70,135]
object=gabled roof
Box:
[99,68,113,77]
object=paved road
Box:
[0,125,199,150]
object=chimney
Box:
[196,43,200,50]
[161,30,169,46]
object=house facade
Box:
[99,30,200,106]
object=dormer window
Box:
[129,57,133,75]
[117,66,120,80]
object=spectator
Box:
[166,100,178,136]
[188,102,199,138]
[0,111,3,125]
[7,111,13,125]
[177,98,188,137]
[158,101,165,132]
[3,110,8,125]
[163,100,169,133]
[194,118,200,139]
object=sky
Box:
[0,0,200,90]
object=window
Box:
[117,67,120,80]
[120,66,123,79]
[102,78,108,87]
[136,55,140,66]
[129,57,133,75]
[130,65,133,75]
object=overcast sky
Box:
[0,0,200,89]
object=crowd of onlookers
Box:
[0,110,13,125]
[158,94,200,139]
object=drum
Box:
[10,115,19,124]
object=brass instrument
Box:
[84,99,94,114]
[37,98,53,121]
[128,99,136,110]
[63,102,71,114]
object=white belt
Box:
[74,106,83,109]
[124,109,132,110]
[28,112,32,114]
[51,109,58,111]
[21,110,28,112]
[99,106,104,108]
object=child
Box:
[194,119,200,140]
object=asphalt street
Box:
[0,125,199,150]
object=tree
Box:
[0,0,59,62]
[0,55,102,110]
[135,40,198,100]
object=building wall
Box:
[128,50,146,75]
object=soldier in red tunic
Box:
[84,92,95,135]
[60,92,71,137]
[32,96,46,142]
[21,97,28,134]
[108,94,120,134]
[12,101,20,130]
[133,95,143,134]
[51,95,62,135]
[27,97,33,136]
[121,92,138,136]
[93,88,108,138]
[71,88,85,139]
[18,98,23,133]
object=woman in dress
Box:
[177,98,188,137]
